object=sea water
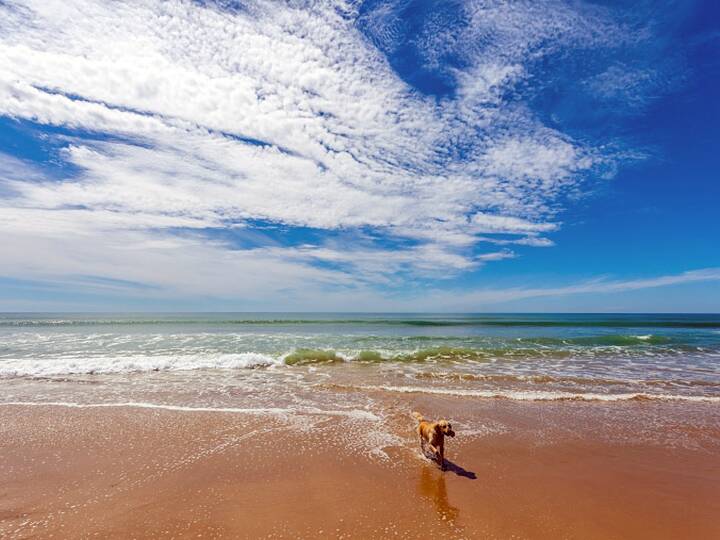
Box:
[1,312,718,400]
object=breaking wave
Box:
[1,341,718,377]
[0,352,281,377]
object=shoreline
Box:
[1,398,718,539]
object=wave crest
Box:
[0,353,280,377]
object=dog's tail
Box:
[412,411,424,423]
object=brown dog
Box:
[413,411,455,470]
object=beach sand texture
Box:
[1,397,718,540]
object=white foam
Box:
[0,352,282,377]
[0,400,380,420]
[356,385,720,403]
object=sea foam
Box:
[0,352,281,377]
[355,385,720,403]
[0,400,381,421]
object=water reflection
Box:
[418,466,460,524]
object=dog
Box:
[413,411,455,470]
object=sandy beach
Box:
[2,394,718,540]
[2,314,719,538]
[1,0,718,536]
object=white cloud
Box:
[585,62,682,112]
[417,269,720,311]
[0,217,360,299]
[0,0,658,301]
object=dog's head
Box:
[437,420,455,438]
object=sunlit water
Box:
[2,313,718,458]
[1,313,718,397]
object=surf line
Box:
[0,401,380,420]
[355,385,720,403]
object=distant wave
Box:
[1,316,719,329]
[517,335,676,346]
[363,334,676,344]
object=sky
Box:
[0,0,718,312]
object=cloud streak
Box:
[422,269,720,311]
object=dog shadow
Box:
[420,446,477,480]
[442,458,477,480]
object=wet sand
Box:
[1,399,719,539]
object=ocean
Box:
[1,313,718,405]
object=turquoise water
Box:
[1,313,718,401]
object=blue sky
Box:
[0,0,718,312]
